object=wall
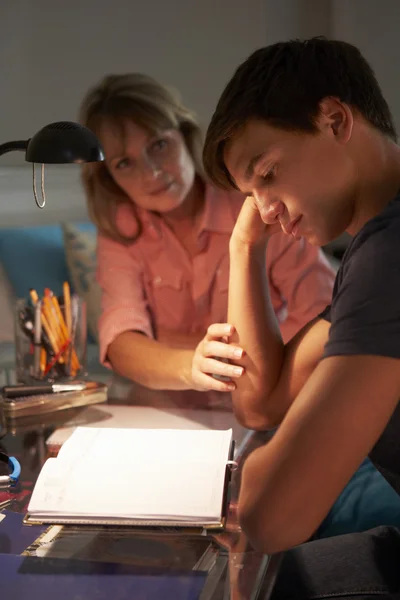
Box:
[265,0,330,43]
[4,1,399,226]
[0,0,330,223]
[331,0,400,134]
[0,0,268,222]
[0,0,267,157]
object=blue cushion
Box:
[0,225,70,299]
[317,457,400,538]
[0,223,96,301]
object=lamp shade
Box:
[25,121,104,164]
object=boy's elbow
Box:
[235,411,273,431]
[238,502,312,555]
[232,391,283,431]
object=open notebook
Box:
[26,427,234,528]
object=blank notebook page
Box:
[28,427,233,523]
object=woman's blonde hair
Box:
[79,73,205,243]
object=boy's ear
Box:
[317,97,353,144]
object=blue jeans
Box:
[270,526,400,599]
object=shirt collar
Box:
[117,183,239,240]
[115,203,162,240]
[196,183,237,235]
[140,209,162,239]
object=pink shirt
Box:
[97,184,335,366]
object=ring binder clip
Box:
[226,460,238,471]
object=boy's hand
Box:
[231,196,281,249]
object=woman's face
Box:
[100,120,196,213]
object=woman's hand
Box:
[191,323,245,392]
[231,196,281,250]
[157,327,205,350]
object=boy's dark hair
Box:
[203,37,396,189]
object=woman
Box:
[79,73,335,393]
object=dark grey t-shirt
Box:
[321,195,400,495]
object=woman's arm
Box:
[107,331,195,390]
[156,328,205,349]
[97,235,245,391]
[108,327,247,391]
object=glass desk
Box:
[0,383,281,599]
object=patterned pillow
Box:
[62,222,101,342]
[0,260,17,342]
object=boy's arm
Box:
[237,218,400,553]
[227,197,330,429]
[238,353,400,553]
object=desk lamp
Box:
[0,121,104,208]
[0,122,104,488]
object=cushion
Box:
[0,261,16,342]
[316,457,400,538]
[0,225,70,299]
[62,222,101,342]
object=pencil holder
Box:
[14,292,87,384]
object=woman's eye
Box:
[151,138,168,152]
[115,158,131,170]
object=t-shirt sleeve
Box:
[323,226,400,359]
[319,304,332,322]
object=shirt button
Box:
[153,275,162,286]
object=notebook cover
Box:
[0,553,207,600]
[23,514,225,530]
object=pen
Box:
[63,282,72,340]
[70,294,80,377]
[1,381,99,398]
[48,289,80,371]
[33,299,42,378]
[18,310,64,376]
[30,288,65,367]
[40,347,47,377]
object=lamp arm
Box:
[0,140,29,157]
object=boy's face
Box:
[223,113,356,246]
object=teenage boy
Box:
[202,38,400,598]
